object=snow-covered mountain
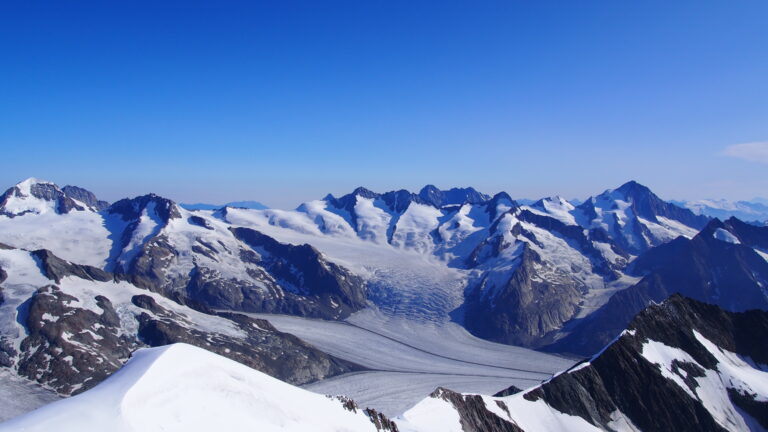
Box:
[0,178,107,218]
[400,295,768,432]
[0,177,724,350]
[548,216,768,355]
[0,179,368,321]
[0,343,396,432]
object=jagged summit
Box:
[326,185,492,211]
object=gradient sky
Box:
[1,1,767,208]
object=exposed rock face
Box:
[0,182,76,217]
[15,285,138,394]
[61,186,109,211]
[548,218,768,355]
[430,387,523,432]
[97,193,370,321]
[493,385,523,397]
[516,209,626,276]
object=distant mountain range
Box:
[672,198,768,225]
[179,200,268,210]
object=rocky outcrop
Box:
[430,387,523,432]
[332,395,400,431]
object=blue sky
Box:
[1,1,767,208]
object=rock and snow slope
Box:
[399,295,768,432]
[0,343,396,432]
[0,245,358,397]
[0,178,369,322]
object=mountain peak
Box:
[352,186,378,198]
[108,193,181,222]
[417,185,490,207]
[418,184,440,195]
[15,177,55,190]
[0,178,101,217]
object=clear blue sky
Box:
[1,1,767,208]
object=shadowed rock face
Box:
[31,249,112,284]
[61,185,109,211]
[213,227,368,319]
[547,219,768,355]
[430,387,523,432]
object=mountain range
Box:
[1,177,767,430]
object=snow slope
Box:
[0,344,387,432]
